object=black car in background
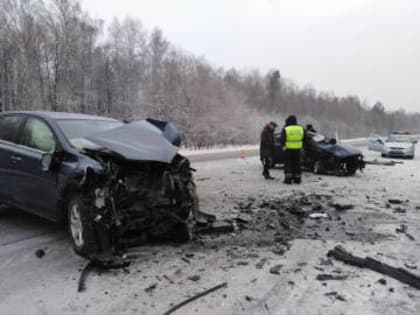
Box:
[272,132,365,176]
[0,112,198,258]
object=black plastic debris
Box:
[35,249,45,259]
[269,264,283,275]
[328,246,420,290]
[162,282,227,315]
[245,295,253,302]
[255,258,268,269]
[187,275,201,282]
[194,220,235,235]
[330,203,355,211]
[388,199,404,205]
[378,278,387,285]
[78,257,131,293]
[316,274,348,281]
[145,283,158,293]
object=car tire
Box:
[313,160,323,174]
[381,153,386,158]
[67,194,100,257]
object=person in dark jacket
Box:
[260,121,277,179]
[306,124,317,134]
[280,115,306,184]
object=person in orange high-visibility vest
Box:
[279,115,306,184]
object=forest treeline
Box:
[1,0,419,147]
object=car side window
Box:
[21,118,56,152]
[0,115,25,143]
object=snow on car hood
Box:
[83,120,181,163]
[384,142,414,149]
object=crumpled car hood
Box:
[318,143,362,158]
[84,120,181,163]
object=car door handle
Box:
[10,155,22,162]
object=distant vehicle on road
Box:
[368,133,417,159]
[272,133,365,176]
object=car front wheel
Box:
[67,194,99,257]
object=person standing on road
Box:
[260,121,277,180]
[280,115,306,184]
[306,124,317,134]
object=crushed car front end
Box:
[78,151,197,256]
[62,119,204,258]
[305,139,365,176]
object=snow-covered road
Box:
[0,147,420,315]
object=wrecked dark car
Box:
[0,112,208,258]
[272,133,365,175]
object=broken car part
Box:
[328,245,420,290]
[162,282,227,315]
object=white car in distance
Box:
[368,133,418,159]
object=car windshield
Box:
[386,135,411,143]
[57,119,124,141]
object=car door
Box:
[0,115,26,204]
[368,136,385,152]
[11,117,59,220]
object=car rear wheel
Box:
[67,194,99,257]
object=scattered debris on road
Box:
[78,257,131,293]
[388,199,404,205]
[145,283,158,293]
[378,278,387,285]
[316,274,348,281]
[328,245,420,290]
[329,203,355,211]
[256,258,268,269]
[309,213,329,219]
[193,220,236,235]
[35,249,45,259]
[364,159,403,166]
[269,264,283,275]
[396,224,416,241]
[187,275,201,282]
[324,291,347,302]
[162,282,227,315]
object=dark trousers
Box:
[284,149,302,183]
[262,156,271,177]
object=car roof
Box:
[1,111,119,121]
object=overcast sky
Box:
[81,0,420,112]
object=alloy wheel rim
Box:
[70,202,84,248]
